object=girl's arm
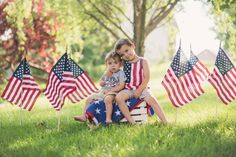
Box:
[109,82,125,92]
[103,82,125,94]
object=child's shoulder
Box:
[139,57,148,63]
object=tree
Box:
[207,0,236,59]
[0,0,58,82]
[78,0,180,56]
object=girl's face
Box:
[106,58,121,73]
[116,44,135,61]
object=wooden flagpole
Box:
[174,108,178,124]
[19,50,27,125]
[57,46,69,131]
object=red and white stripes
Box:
[208,67,236,104]
[1,74,41,111]
[162,68,204,107]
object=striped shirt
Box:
[123,58,144,90]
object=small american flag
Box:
[67,59,98,103]
[123,59,143,90]
[1,59,41,111]
[162,47,204,107]
[44,53,76,111]
[208,48,236,105]
[189,50,210,82]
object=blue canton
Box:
[69,59,84,78]
[13,59,31,80]
[123,61,131,83]
[215,48,234,76]
[52,53,68,81]
[171,47,192,78]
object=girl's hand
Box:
[102,89,110,94]
[133,89,142,98]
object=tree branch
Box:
[104,2,133,25]
[87,0,131,40]
[145,0,178,37]
[85,11,120,39]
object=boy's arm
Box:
[133,59,150,98]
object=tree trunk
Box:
[133,0,146,57]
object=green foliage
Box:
[208,0,236,59]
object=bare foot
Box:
[74,115,86,122]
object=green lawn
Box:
[0,63,236,157]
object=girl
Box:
[115,39,168,124]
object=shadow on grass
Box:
[0,118,236,157]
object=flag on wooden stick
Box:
[1,59,41,111]
[208,47,236,105]
[67,59,98,103]
[162,46,204,107]
[44,53,76,110]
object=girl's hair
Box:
[115,38,133,51]
[105,51,122,63]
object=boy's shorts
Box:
[90,91,118,101]
[122,88,153,99]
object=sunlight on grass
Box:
[0,63,236,157]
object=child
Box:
[74,51,126,124]
[115,38,168,124]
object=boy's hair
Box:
[105,51,122,63]
[115,38,134,51]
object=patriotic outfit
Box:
[90,69,126,100]
[123,57,153,99]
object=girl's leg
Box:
[144,96,168,123]
[104,95,115,123]
[116,91,135,124]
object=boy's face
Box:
[116,44,135,61]
[106,58,121,73]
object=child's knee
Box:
[104,96,113,103]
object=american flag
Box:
[162,47,204,107]
[44,53,76,111]
[123,59,143,90]
[189,50,210,82]
[1,59,41,111]
[86,98,145,125]
[208,48,236,105]
[67,59,98,103]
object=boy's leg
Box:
[104,95,115,123]
[116,91,135,124]
[144,96,168,123]
[74,96,94,122]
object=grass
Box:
[0,63,236,157]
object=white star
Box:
[95,108,101,114]
[94,100,100,104]
[115,110,121,116]
[126,101,131,107]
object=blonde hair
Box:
[105,51,122,63]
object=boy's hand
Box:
[133,89,142,98]
[100,81,106,87]
[105,70,112,77]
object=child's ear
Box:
[131,44,135,49]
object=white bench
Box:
[120,101,148,124]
